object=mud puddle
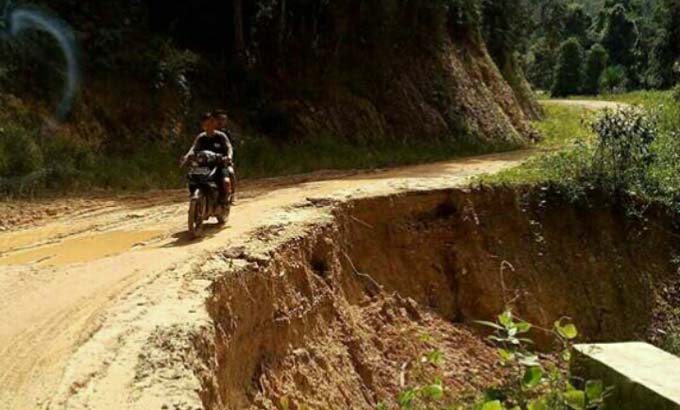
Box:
[0,230,163,266]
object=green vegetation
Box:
[0,100,520,195]
[583,44,608,95]
[480,92,680,204]
[1,0,533,197]
[521,0,680,96]
[481,92,680,355]
[552,39,585,97]
[378,312,604,410]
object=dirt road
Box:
[0,98,617,410]
[0,150,537,410]
[542,99,626,110]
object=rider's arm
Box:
[218,131,233,161]
[183,133,203,161]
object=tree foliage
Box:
[551,38,584,97]
[522,0,680,94]
[583,43,608,95]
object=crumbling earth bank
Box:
[196,188,680,410]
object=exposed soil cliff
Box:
[191,187,680,409]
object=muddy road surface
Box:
[0,150,535,410]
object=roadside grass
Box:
[480,91,680,205]
[532,103,596,148]
[477,102,596,190]
[1,119,521,196]
[236,135,519,180]
[570,90,673,107]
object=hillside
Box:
[0,0,540,194]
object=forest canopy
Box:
[519,0,680,95]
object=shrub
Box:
[583,44,608,95]
[0,125,45,194]
[551,38,584,98]
[590,107,657,193]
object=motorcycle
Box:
[183,150,232,238]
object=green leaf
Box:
[565,390,586,410]
[426,349,445,366]
[516,321,533,333]
[398,389,416,409]
[482,400,504,410]
[561,348,573,362]
[499,311,514,328]
[586,380,604,402]
[518,354,541,367]
[421,383,444,400]
[475,320,505,331]
[527,399,548,410]
[522,366,544,389]
[555,320,579,340]
[497,348,516,362]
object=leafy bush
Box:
[551,38,584,97]
[590,107,657,193]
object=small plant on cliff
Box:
[390,333,448,410]
[474,310,607,410]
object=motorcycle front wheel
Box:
[188,192,205,238]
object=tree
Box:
[583,43,608,95]
[564,3,593,46]
[551,37,585,97]
[646,0,680,88]
[233,0,246,66]
[601,4,639,69]
[526,37,556,90]
[540,0,568,50]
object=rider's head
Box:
[213,109,228,129]
[201,113,216,134]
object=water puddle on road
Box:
[0,230,163,266]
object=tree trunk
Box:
[278,0,287,46]
[233,0,246,65]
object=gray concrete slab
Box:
[572,342,680,410]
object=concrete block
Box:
[572,342,680,410]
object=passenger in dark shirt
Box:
[213,109,237,201]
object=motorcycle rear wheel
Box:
[216,198,231,225]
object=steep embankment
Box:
[198,188,680,410]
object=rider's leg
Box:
[217,168,228,205]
